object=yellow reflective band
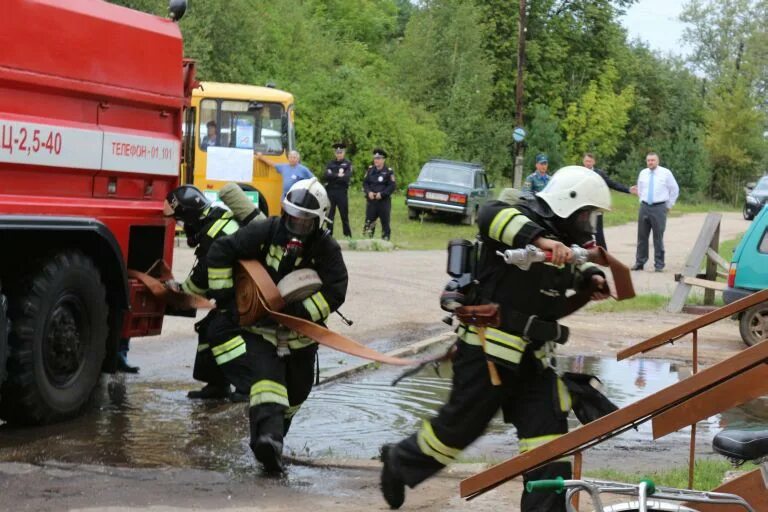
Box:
[197,343,210,353]
[302,296,322,321]
[206,219,227,238]
[500,214,530,246]
[250,380,289,407]
[212,335,245,356]
[266,245,284,271]
[518,434,563,453]
[182,277,206,296]
[208,278,233,290]
[485,328,526,352]
[285,405,301,419]
[489,208,517,241]
[483,339,523,364]
[215,343,246,365]
[557,377,572,413]
[458,324,482,346]
[312,292,331,319]
[208,267,233,278]
[417,420,460,466]
[221,220,239,235]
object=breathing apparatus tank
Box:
[440,239,479,313]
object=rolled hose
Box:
[525,477,565,493]
[219,182,266,224]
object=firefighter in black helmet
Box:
[163,184,243,400]
[380,166,613,512]
[206,177,348,474]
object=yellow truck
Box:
[181,81,296,215]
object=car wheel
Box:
[739,302,768,347]
[408,207,420,220]
[462,206,478,226]
[0,251,108,424]
[743,203,754,221]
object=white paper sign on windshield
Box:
[206,146,253,182]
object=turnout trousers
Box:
[206,318,318,448]
[363,197,392,240]
[192,311,229,387]
[387,341,571,512]
[327,188,352,237]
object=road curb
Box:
[318,332,454,385]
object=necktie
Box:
[648,171,655,204]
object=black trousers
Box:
[595,212,607,250]
[364,197,391,239]
[327,188,351,237]
[635,202,667,269]
[206,315,317,447]
[388,342,571,512]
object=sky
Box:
[619,0,692,57]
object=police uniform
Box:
[383,198,605,512]
[324,143,352,237]
[205,216,348,467]
[182,206,241,392]
[522,171,550,194]
[363,149,395,240]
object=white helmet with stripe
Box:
[282,177,331,236]
[536,165,611,218]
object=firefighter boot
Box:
[252,434,285,475]
[117,350,139,374]
[380,444,405,509]
[187,383,230,399]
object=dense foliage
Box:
[113,0,767,202]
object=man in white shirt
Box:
[631,152,680,272]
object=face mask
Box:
[555,209,599,246]
[284,214,316,237]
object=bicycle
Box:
[526,429,768,511]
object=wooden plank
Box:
[667,213,722,313]
[706,247,730,271]
[705,224,720,304]
[617,288,768,361]
[459,341,768,499]
[681,276,727,291]
[652,364,768,438]
[685,469,768,512]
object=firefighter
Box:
[206,177,348,473]
[379,166,612,511]
[324,142,353,238]
[162,184,242,400]
[363,148,395,240]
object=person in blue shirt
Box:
[273,150,314,198]
[522,153,551,194]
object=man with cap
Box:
[363,148,396,240]
[324,143,353,238]
[522,153,551,195]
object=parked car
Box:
[743,175,768,220]
[405,159,493,225]
[723,205,768,346]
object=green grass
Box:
[342,190,739,251]
[586,459,755,491]
[586,293,669,313]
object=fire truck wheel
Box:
[0,251,108,424]
[0,285,8,398]
[238,183,269,217]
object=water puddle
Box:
[0,355,765,473]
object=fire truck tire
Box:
[0,251,108,424]
[0,285,8,398]
[238,183,269,217]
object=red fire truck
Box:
[0,0,194,424]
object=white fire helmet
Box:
[536,165,611,218]
[281,177,331,236]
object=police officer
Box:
[163,184,243,400]
[380,166,612,511]
[363,148,396,240]
[206,178,348,473]
[324,142,353,238]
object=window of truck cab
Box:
[198,99,287,155]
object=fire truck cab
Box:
[0,0,191,424]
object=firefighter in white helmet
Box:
[380,166,612,511]
[205,178,349,474]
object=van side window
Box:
[759,228,768,254]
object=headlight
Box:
[747,195,759,204]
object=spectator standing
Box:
[522,153,551,194]
[363,148,395,240]
[272,150,314,199]
[631,152,679,272]
[324,143,353,238]
[582,152,638,250]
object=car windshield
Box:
[418,164,474,187]
[754,177,768,193]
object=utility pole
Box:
[513,0,527,189]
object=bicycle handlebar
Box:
[525,476,565,493]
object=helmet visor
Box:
[284,213,316,236]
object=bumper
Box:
[723,286,754,305]
[745,202,764,217]
[406,199,466,214]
